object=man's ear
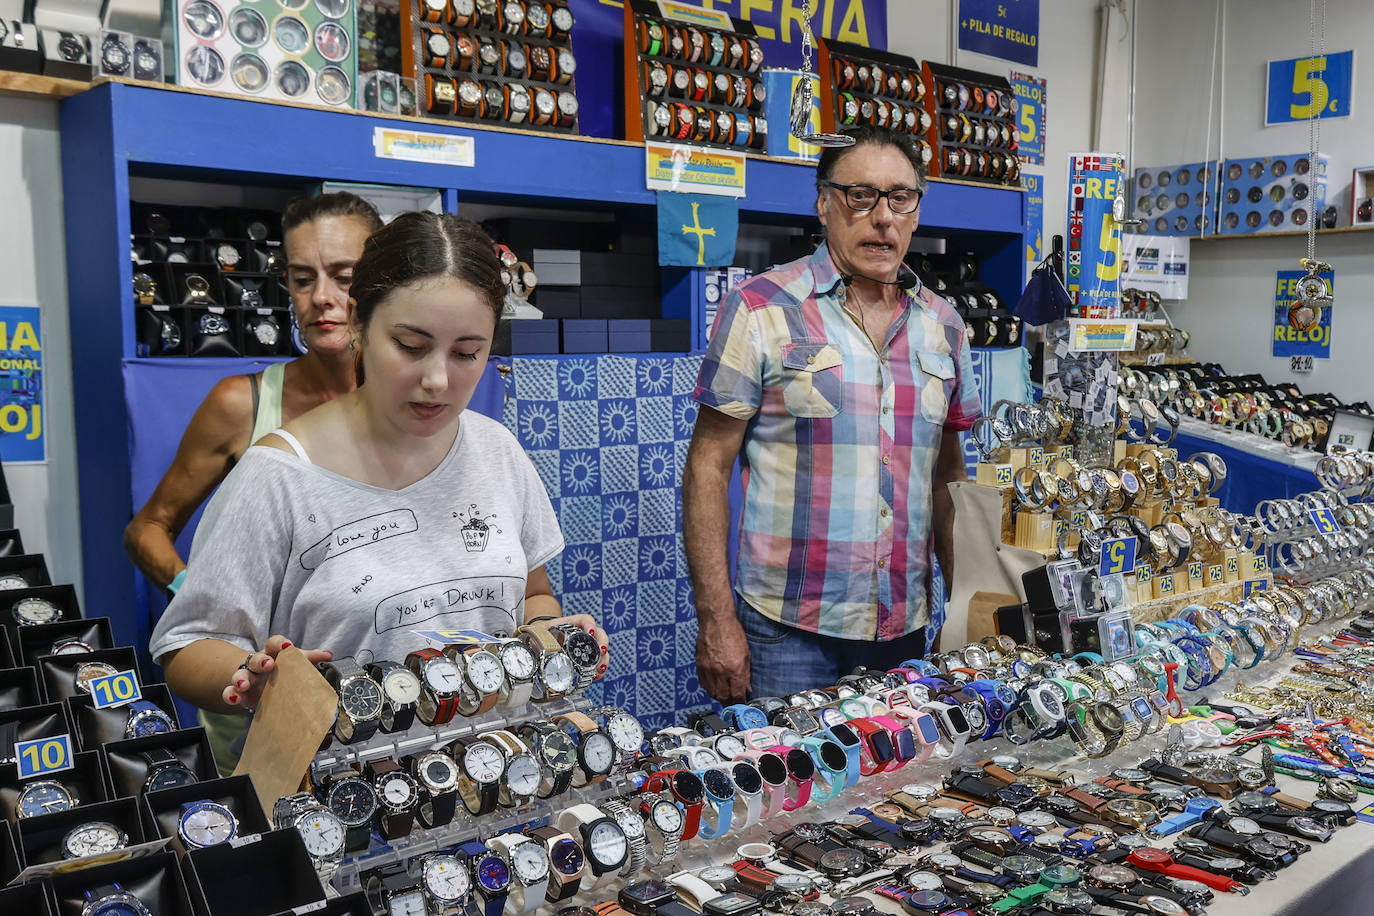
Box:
[816,190,829,228]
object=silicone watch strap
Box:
[489,835,549,912]
[693,770,735,840]
[767,746,813,811]
[795,738,845,801]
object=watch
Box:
[493,638,537,708]
[527,825,585,903]
[63,821,128,859]
[406,647,463,725]
[462,839,513,916]
[273,792,346,880]
[319,769,379,852]
[178,800,238,848]
[320,658,384,743]
[555,712,615,786]
[639,791,685,865]
[489,833,551,912]
[454,644,505,715]
[81,884,151,916]
[518,625,576,700]
[124,699,175,739]
[405,749,460,829]
[645,769,705,841]
[557,803,629,886]
[141,748,199,793]
[17,778,77,819]
[366,660,421,733]
[452,735,507,816]
[519,720,577,797]
[367,758,421,840]
[420,852,474,915]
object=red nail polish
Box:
[228,695,238,703]
[585,625,596,634]
[600,645,609,654]
[598,664,608,673]
[282,641,292,648]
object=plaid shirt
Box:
[693,243,981,641]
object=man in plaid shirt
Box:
[685,125,981,703]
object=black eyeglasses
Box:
[823,181,922,214]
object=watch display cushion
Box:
[0,666,38,709]
[49,849,193,915]
[143,774,270,844]
[0,748,109,823]
[15,795,143,866]
[70,682,180,752]
[101,727,219,799]
[38,647,140,703]
[17,615,112,668]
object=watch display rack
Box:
[814,38,934,167]
[1218,152,1329,235]
[359,68,419,114]
[921,61,1021,187]
[911,251,1022,350]
[399,0,581,132]
[1130,161,1219,237]
[171,0,359,108]
[622,0,767,152]
[130,200,296,360]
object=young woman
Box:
[150,213,604,721]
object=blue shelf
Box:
[58,79,1028,648]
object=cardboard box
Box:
[579,285,660,319]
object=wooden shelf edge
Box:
[1189,224,1374,241]
[0,70,90,101]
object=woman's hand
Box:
[224,634,333,709]
[529,614,611,680]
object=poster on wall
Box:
[1265,50,1353,126]
[1065,153,1127,317]
[0,306,44,464]
[1009,71,1046,165]
[958,0,1039,67]
[1273,268,1333,358]
[1023,172,1044,265]
[1121,233,1190,300]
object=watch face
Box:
[465,651,504,693]
[550,837,584,875]
[424,854,471,901]
[341,675,383,719]
[701,767,735,800]
[148,764,198,792]
[474,854,511,893]
[588,819,627,866]
[650,798,684,833]
[541,652,575,692]
[508,841,548,883]
[425,657,464,693]
[499,643,535,680]
[552,5,573,29]
[379,773,418,808]
[419,753,459,791]
[326,777,378,826]
[505,754,540,796]
[464,741,506,783]
[185,44,226,85]
[577,731,612,774]
[13,597,60,625]
[17,781,74,818]
[294,809,345,857]
[183,0,224,38]
[381,668,422,705]
[772,873,813,894]
[539,728,577,769]
[181,802,236,846]
[63,822,124,858]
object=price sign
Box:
[1244,579,1270,597]
[995,465,1013,486]
[1028,447,1045,467]
[1266,50,1353,125]
[15,734,74,779]
[1099,537,1137,577]
[88,669,142,710]
[1206,564,1224,586]
[1254,554,1269,571]
[1135,565,1152,585]
[1291,355,1315,375]
[1187,561,1204,582]
[1309,507,1342,534]
[1146,353,1166,367]
[1157,574,1176,596]
[1071,510,1089,531]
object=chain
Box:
[1306,0,1325,262]
[799,0,815,74]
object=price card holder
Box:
[14,734,74,780]
[87,669,142,710]
[1206,564,1224,587]
[1154,572,1178,599]
[1186,561,1205,592]
[1224,553,1241,582]
[1244,579,1270,597]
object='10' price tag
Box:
[15,734,74,779]
[88,669,143,710]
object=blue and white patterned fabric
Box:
[501,347,1029,728]
[503,355,709,732]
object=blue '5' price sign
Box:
[88,669,143,710]
[1309,508,1342,534]
[15,734,74,779]
[1099,537,1138,578]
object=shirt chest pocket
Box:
[916,351,955,424]
[780,342,844,418]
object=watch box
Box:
[531,287,580,319]
[0,21,44,75]
[1349,165,1374,226]
[1218,153,1329,235]
[0,817,19,884]
[141,773,271,855]
[0,880,50,916]
[50,849,196,916]
[495,318,560,356]
[649,319,690,352]
[0,749,110,823]
[67,682,181,753]
[184,828,325,916]
[359,69,417,114]
[0,553,53,591]
[101,727,219,799]
[561,319,607,354]
[36,647,141,704]
[0,630,14,669]
[607,319,652,353]
[0,666,41,709]
[16,796,145,867]
[171,0,359,108]
[0,702,75,752]
[37,29,92,80]
[97,29,163,80]
[1129,161,1221,237]
[16,617,112,669]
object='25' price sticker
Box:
[88,669,143,710]
[15,734,74,779]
